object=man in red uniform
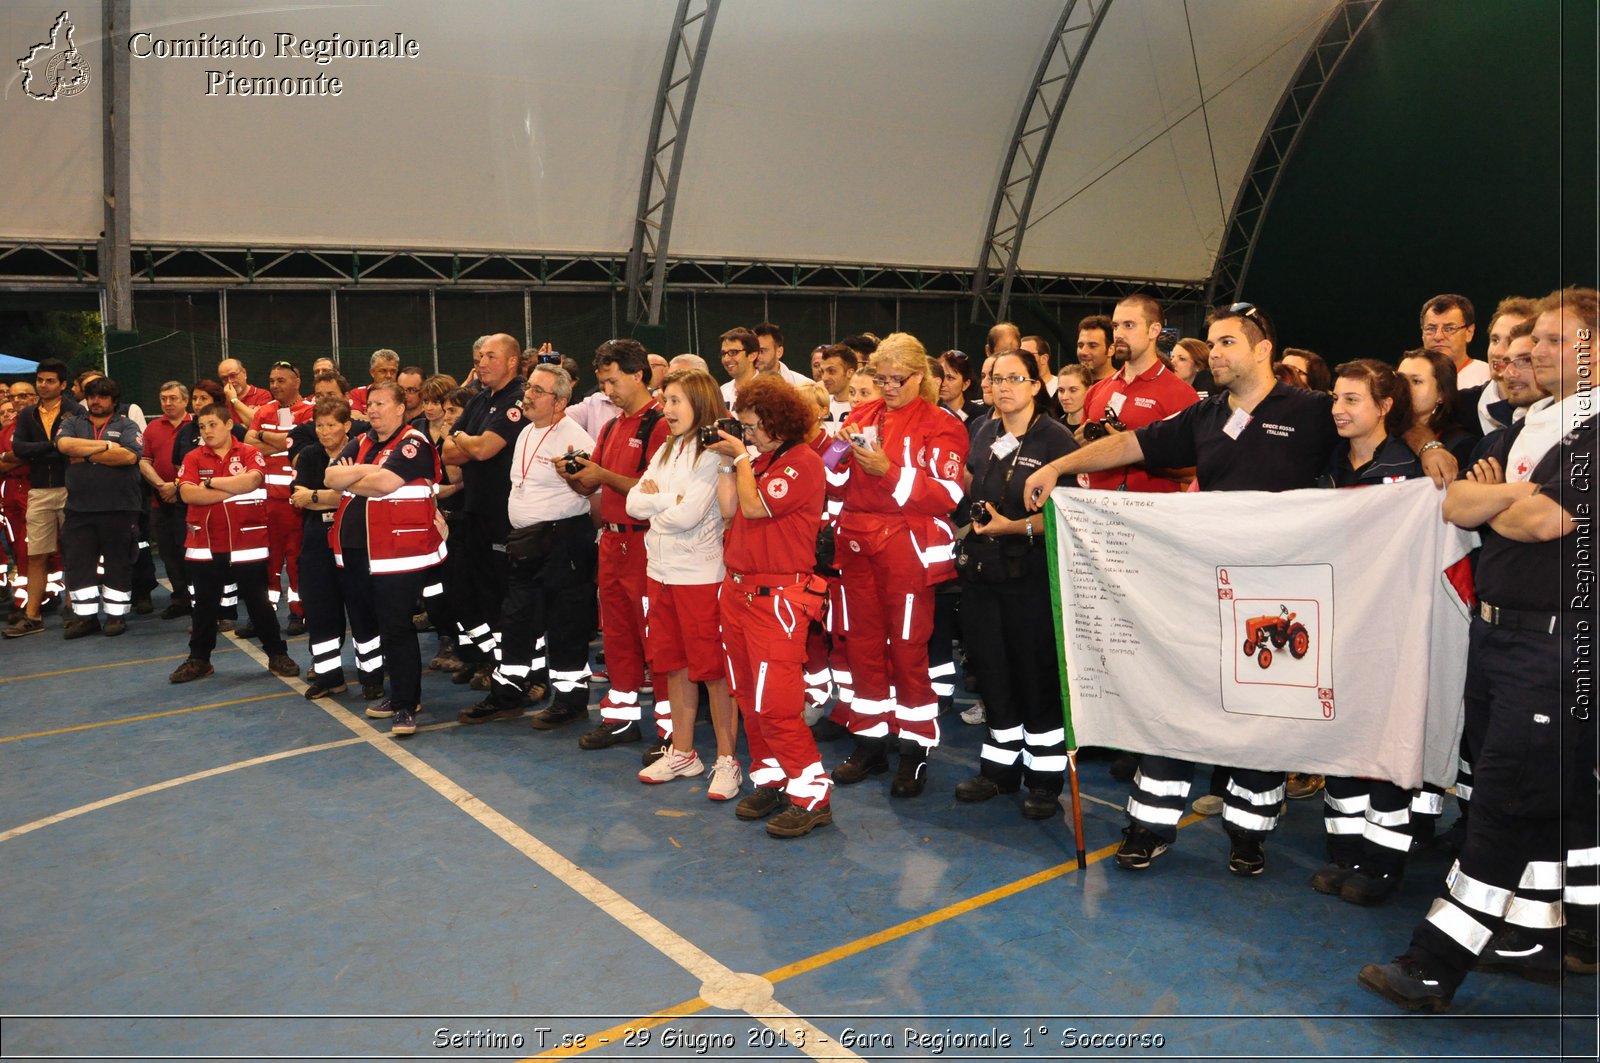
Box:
[0,380,36,618]
[830,333,969,797]
[1078,295,1199,489]
[244,361,313,635]
[217,358,271,427]
[709,376,834,836]
[137,381,193,618]
[169,403,298,683]
[558,339,670,753]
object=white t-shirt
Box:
[566,390,619,437]
[1455,358,1493,390]
[506,416,596,528]
[626,439,725,585]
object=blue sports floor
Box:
[1,585,1593,1061]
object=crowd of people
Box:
[0,287,1591,1010]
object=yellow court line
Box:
[0,649,237,684]
[530,813,1207,1061]
[0,692,295,743]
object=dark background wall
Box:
[1245,0,1597,364]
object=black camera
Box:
[536,351,563,366]
[967,501,990,526]
[1081,410,1127,441]
[698,417,741,448]
[561,450,589,475]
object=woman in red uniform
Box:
[830,332,970,797]
[708,376,833,837]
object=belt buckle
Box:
[731,572,744,584]
[1478,602,1495,625]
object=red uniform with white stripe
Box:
[0,421,31,607]
[1079,362,1197,492]
[178,441,270,562]
[249,398,314,613]
[804,429,849,722]
[721,442,832,809]
[830,396,968,748]
[593,401,669,728]
[329,425,446,573]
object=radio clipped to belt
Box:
[779,573,830,622]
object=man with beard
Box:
[1076,315,1116,387]
[1076,295,1198,490]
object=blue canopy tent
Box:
[0,353,40,375]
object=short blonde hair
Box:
[871,332,939,404]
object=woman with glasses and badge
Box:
[829,333,969,798]
[705,376,834,837]
[953,350,1078,818]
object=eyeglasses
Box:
[1491,355,1534,371]
[985,373,1033,387]
[401,386,422,395]
[1422,323,1467,337]
[524,386,554,398]
[739,421,761,437]
[270,360,298,372]
[873,373,917,389]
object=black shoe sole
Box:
[529,709,587,731]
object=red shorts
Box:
[645,578,726,682]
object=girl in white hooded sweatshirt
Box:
[626,369,742,799]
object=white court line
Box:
[221,630,862,1061]
[0,736,366,843]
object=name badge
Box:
[990,433,1019,459]
[1108,392,1127,417]
[1222,407,1253,440]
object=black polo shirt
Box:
[456,376,526,518]
[1475,414,1596,613]
[970,413,1077,521]
[1317,434,1423,488]
[1136,384,1338,492]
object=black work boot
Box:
[890,741,928,798]
[832,736,889,785]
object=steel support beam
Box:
[1206,0,1383,304]
[971,0,1112,324]
[623,0,720,326]
[100,0,132,330]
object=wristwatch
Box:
[203,476,214,490]
[1419,440,1445,453]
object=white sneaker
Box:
[706,755,742,801]
[638,747,703,784]
[960,701,986,725]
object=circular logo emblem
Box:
[766,478,789,500]
[506,406,522,422]
[401,442,419,460]
[228,460,243,475]
[848,540,860,553]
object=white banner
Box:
[1049,479,1475,790]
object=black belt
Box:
[1478,601,1569,635]
[602,522,648,534]
[728,570,808,596]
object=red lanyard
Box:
[89,417,110,442]
[519,415,563,483]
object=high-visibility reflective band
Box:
[837,586,850,632]
[267,589,282,604]
[851,698,889,718]
[497,664,532,678]
[754,661,769,717]
[1323,792,1368,815]
[989,724,1024,743]
[932,477,962,507]
[286,589,301,604]
[1023,752,1068,774]
[931,682,954,696]
[1566,884,1600,905]
[370,545,446,573]
[357,654,383,671]
[899,728,938,748]
[852,718,892,738]
[1425,898,1494,956]
[1411,789,1445,815]
[1026,726,1066,747]
[750,760,786,787]
[227,489,268,503]
[1504,896,1564,930]
[900,593,915,641]
[185,547,214,560]
[891,466,917,507]
[311,638,341,656]
[1366,805,1410,828]
[1126,796,1183,826]
[600,702,642,722]
[928,661,956,678]
[529,655,548,671]
[101,587,130,603]
[1447,866,1514,916]
[233,547,268,562]
[354,637,381,654]
[916,541,956,567]
[1323,817,1365,835]
[831,666,852,685]
[804,669,831,684]
[1221,805,1279,833]
[1455,781,1473,800]
[1365,822,1412,853]
[1227,778,1287,807]
[421,582,444,598]
[898,701,939,723]
[311,661,341,677]
[219,592,239,606]
[824,466,850,487]
[1133,769,1191,799]
[1520,861,1565,891]
[384,484,436,500]
[70,598,99,616]
[1569,847,1600,869]
[603,689,640,705]
[103,600,132,617]
[788,762,832,810]
[263,474,295,486]
[980,743,1021,765]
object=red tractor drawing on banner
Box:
[1242,605,1310,669]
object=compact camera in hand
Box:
[1081,410,1127,441]
[698,417,741,448]
[561,450,590,475]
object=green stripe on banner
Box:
[1044,494,1076,750]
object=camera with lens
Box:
[698,417,741,448]
[536,351,563,366]
[967,501,991,526]
[560,450,589,475]
[1081,410,1127,441]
